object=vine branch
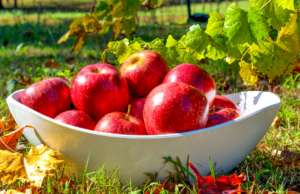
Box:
[89,0,96,15]
[260,0,272,10]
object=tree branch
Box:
[260,0,272,10]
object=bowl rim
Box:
[7,89,281,139]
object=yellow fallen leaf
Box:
[24,144,63,187]
[0,190,28,194]
[0,151,27,185]
[0,144,63,187]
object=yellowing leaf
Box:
[0,125,32,152]
[0,114,18,133]
[82,14,101,33]
[24,144,63,187]
[72,32,85,53]
[239,61,258,86]
[277,13,300,53]
[274,0,299,10]
[0,151,27,185]
[250,41,296,80]
[121,17,137,39]
[69,18,83,36]
[57,31,70,45]
[205,11,225,35]
[113,20,122,39]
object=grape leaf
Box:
[146,0,165,10]
[69,18,83,35]
[166,35,178,47]
[82,14,101,33]
[205,11,225,35]
[206,33,228,60]
[113,19,122,39]
[185,25,209,60]
[249,0,293,30]
[274,0,300,10]
[224,4,255,46]
[177,35,198,63]
[72,32,85,52]
[121,17,138,38]
[248,7,270,45]
[250,41,296,80]
[57,31,70,44]
[151,38,180,66]
[239,61,258,86]
[124,0,142,19]
[108,39,142,63]
[277,13,300,53]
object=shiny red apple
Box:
[21,78,71,118]
[120,50,170,98]
[206,108,239,128]
[55,110,96,130]
[94,112,147,135]
[144,82,209,135]
[71,64,129,122]
[212,95,242,116]
[129,98,146,122]
[162,63,216,106]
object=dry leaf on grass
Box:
[0,151,27,185]
[0,125,32,152]
[24,144,63,187]
[0,114,19,134]
[44,59,59,69]
[0,144,63,187]
[282,150,300,167]
[0,190,29,194]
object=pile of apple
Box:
[21,50,242,135]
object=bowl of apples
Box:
[6,50,281,186]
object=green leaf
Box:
[224,3,255,46]
[6,80,16,95]
[248,7,270,45]
[108,39,142,63]
[250,41,297,80]
[177,35,199,63]
[249,0,293,30]
[121,17,137,38]
[166,35,178,47]
[274,0,300,10]
[206,33,228,60]
[124,0,142,19]
[185,25,209,59]
[205,11,225,35]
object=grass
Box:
[1,16,300,193]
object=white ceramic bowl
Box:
[7,90,281,186]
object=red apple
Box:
[21,78,71,118]
[94,112,147,135]
[162,63,216,107]
[120,50,170,98]
[206,108,239,128]
[212,95,242,116]
[71,64,129,122]
[144,82,209,135]
[209,107,224,114]
[55,110,96,130]
[129,98,146,122]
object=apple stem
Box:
[126,105,131,121]
[212,105,215,113]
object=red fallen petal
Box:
[215,173,246,192]
[222,190,247,194]
[189,161,220,194]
